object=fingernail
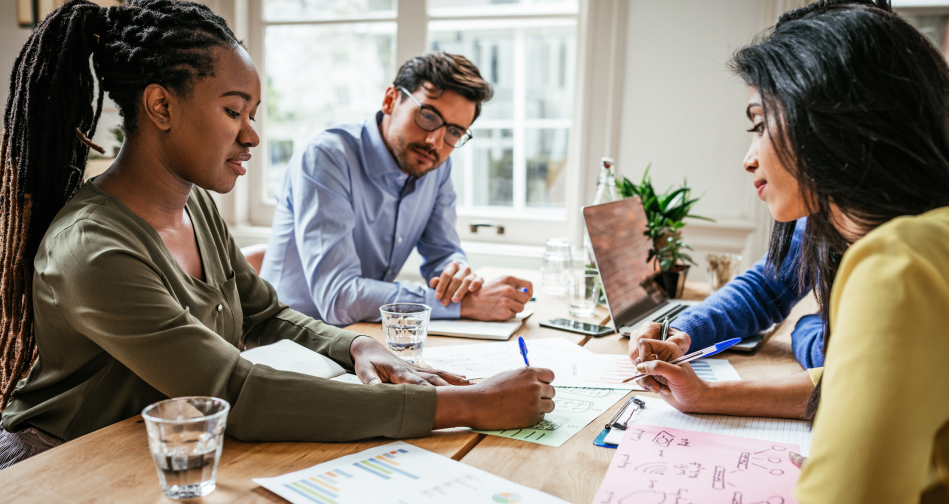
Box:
[636,363,646,372]
[789,452,798,457]
[660,388,670,395]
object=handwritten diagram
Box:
[592,424,800,504]
[472,387,627,447]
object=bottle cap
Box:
[601,157,614,169]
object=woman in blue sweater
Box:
[632,218,825,369]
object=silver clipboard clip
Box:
[605,397,645,431]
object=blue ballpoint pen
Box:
[518,336,530,366]
[622,337,742,383]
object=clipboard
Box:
[592,396,646,449]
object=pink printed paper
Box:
[592,424,801,504]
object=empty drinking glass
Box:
[379,303,431,364]
[564,268,602,317]
[541,237,573,294]
[142,397,230,500]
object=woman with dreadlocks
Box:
[631,1,949,502]
[0,0,556,469]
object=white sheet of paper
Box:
[424,339,742,390]
[472,387,629,447]
[632,396,813,456]
[330,373,363,384]
[422,337,593,383]
[241,339,346,379]
[427,310,533,339]
[253,441,570,504]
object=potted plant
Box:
[615,165,713,298]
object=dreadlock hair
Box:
[730,0,949,422]
[0,0,239,410]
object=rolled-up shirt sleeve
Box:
[289,145,459,325]
[42,220,437,442]
[671,218,815,357]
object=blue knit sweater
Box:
[670,219,825,368]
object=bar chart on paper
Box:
[253,442,570,504]
[553,355,742,390]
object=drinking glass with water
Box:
[142,397,229,500]
[541,237,573,294]
[379,303,431,364]
[565,268,602,317]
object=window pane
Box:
[471,128,514,206]
[429,28,514,121]
[429,0,577,17]
[525,27,576,120]
[265,23,395,199]
[526,128,568,207]
[264,0,396,22]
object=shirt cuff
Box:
[398,385,438,438]
[425,288,461,319]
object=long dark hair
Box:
[0,0,238,410]
[730,0,949,421]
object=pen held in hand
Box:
[621,337,742,383]
[518,336,530,367]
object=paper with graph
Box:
[593,425,800,504]
[633,397,813,456]
[422,338,741,389]
[552,356,741,390]
[253,441,569,504]
[472,387,629,447]
[422,337,594,382]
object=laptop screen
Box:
[583,197,669,328]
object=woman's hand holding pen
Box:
[633,338,712,412]
[628,321,691,361]
[433,367,557,430]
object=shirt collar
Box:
[365,111,407,180]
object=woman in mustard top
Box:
[0,0,555,469]
[631,1,949,502]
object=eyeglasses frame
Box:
[398,87,474,148]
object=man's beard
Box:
[394,141,441,178]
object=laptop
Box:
[583,197,770,352]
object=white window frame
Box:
[218,0,630,254]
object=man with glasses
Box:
[261,52,533,326]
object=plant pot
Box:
[658,265,689,299]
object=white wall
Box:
[617,0,773,278]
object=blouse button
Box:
[216,304,223,312]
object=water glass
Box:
[142,397,230,500]
[564,269,602,317]
[705,253,743,294]
[379,303,431,364]
[541,237,573,294]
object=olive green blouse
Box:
[1,183,436,442]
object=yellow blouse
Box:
[795,207,949,503]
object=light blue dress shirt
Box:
[260,112,467,326]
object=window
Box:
[247,0,586,243]
[254,1,398,201]
[428,0,577,218]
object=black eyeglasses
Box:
[399,87,474,148]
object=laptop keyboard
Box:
[650,304,689,323]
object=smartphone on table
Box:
[538,318,614,337]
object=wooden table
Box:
[0,267,815,503]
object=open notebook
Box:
[427,310,533,340]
